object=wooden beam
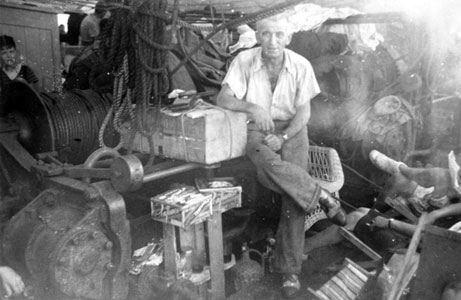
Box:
[339,227,382,262]
[207,212,225,300]
[387,213,427,300]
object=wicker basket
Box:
[305,146,345,231]
[308,146,344,194]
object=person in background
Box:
[79,1,109,47]
[0,266,24,298]
[216,15,346,298]
[64,18,114,92]
[59,24,68,45]
[67,12,86,46]
[0,35,39,117]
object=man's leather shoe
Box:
[281,274,301,299]
[318,189,347,226]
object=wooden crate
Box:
[308,258,372,300]
[195,177,242,213]
[130,106,247,164]
[151,186,213,228]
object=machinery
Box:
[0,81,214,299]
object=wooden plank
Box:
[206,212,225,300]
[424,223,461,241]
[24,27,53,90]
[339,227,382,262]
[307,287,327,300]
[388,213,426,300]
[194,223,206,270]
[384,196,418,223]
[410,225,461,300]
[0,1,61,14]
[163,223,178,278]
[0,3,58,27]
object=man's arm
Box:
[283,102,310,139]
[371,202,461,236]
[23,66,39,92]
[263,102,310,152]
[217,84,274,133]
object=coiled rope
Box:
[99,55,134,151]
[97,2,137,152]
[132,0,181,166]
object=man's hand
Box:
[264,134,284,152]
[251,106,274,133]
[0,266,24,297]
[216,85,274,132]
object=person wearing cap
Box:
[0,35,39,116]
[217,14,346,298]
[79,1,109,46]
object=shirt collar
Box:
[252,48,295,75]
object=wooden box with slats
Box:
[128,105,247,164]
[307,258,371,300]
[150,186,213,228]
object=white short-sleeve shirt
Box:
[222,47,320,121]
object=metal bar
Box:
[64,167,113,179]
[142,162,203,183]
[0,132,36,171]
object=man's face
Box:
[257,20,292,59]
[0,47,17,67]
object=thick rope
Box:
[170,0,307,75]
[132,0,179,166]
[99,55,134,150]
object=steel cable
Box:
[38,91,112,164]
